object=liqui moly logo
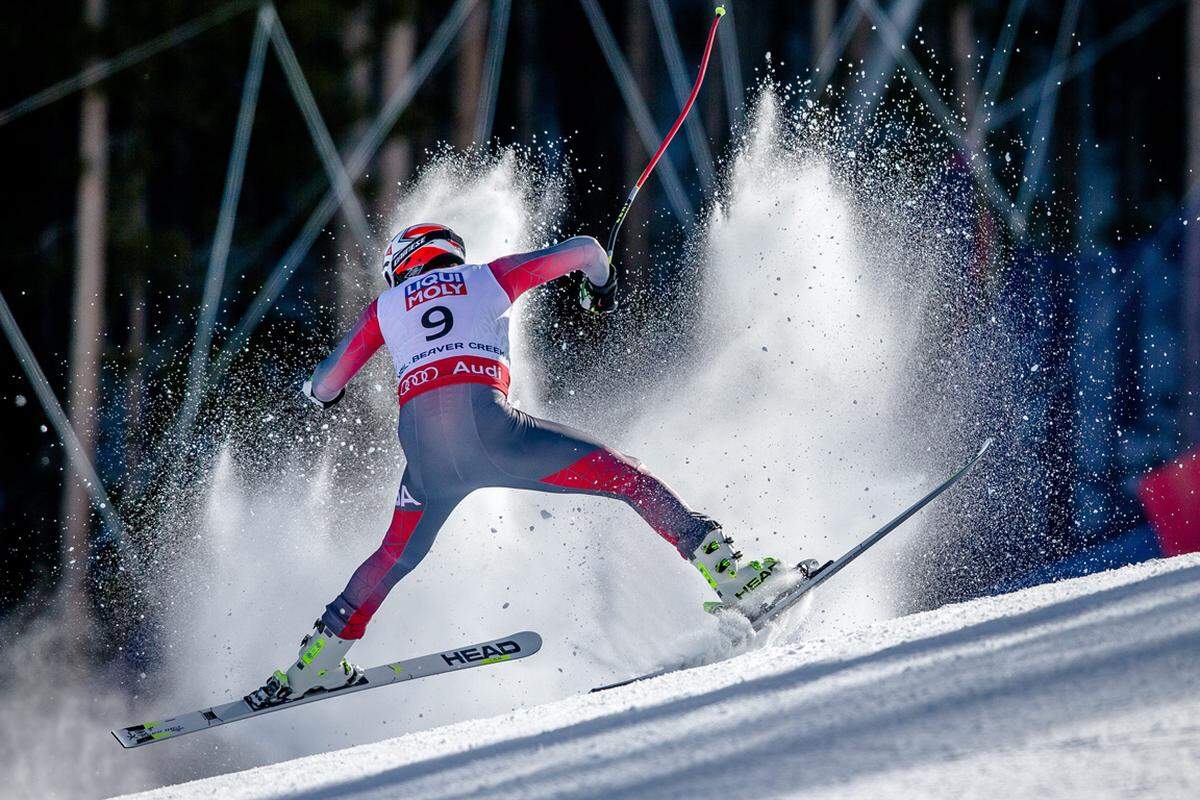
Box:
[404,271,467,310]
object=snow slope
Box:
[117,554,1200,800]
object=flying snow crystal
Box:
[42,79,1025,794]
[134,147,574,768]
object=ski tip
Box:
[978,437,995,457]
[514,630,543,654]
[111,728,137,750]
[590,666,674,693]
[715,5,726,16]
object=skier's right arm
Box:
[487,236,612,302]
[303,299,384,408]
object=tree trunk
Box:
[339,2,375,320]
[124,281,146,493]
[622,0,652,298]
[514,2,540,140]
[951,1,997,282]
[378,11,415,229]
[61,0,109,620]
[950,2,978,130]
[812,0,835,66]
[455,1,487,148]
[1185,0,1200,444]
[116,161,148,494]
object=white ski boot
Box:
[245,621,363,710]
[689,524,817,613]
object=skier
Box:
[248,224,788,708]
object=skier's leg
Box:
[475,396,783,606]
[248,471,457,707]
[321,472,459,640]
[481,405,716,558]
[541,446,717,557]
[528,430,781,604]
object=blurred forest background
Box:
[2,0,1200,664]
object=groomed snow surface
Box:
[119,554,1200,800]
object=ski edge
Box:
[590,664,678,693]
[111,630,543,749]
[749,437,994,630]
[590,437,994,690]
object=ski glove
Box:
[579,270,618,316]
[302,379,345,410]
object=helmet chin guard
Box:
[381,223,466,287]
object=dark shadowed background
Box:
[2,0,1200,794]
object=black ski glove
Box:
[579,270,618,316]
[302,379,344,410]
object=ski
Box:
[591,438,993,692]
[746,437,993,630]
[112,630,542,749]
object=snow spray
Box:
[530,83,994,673]
[103,149,581,784]
[21,85,1010,796]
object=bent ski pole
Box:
[605,4,725,263]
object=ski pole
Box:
[604,4,726,263]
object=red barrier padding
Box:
[1138,447,1200,557]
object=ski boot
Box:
[797,558,821,579]
[245,621,363,710]
[689,523,785,613]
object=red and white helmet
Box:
[381,223,466,287]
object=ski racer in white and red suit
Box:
[248,223,785,707]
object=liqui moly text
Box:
[405,271,467,310]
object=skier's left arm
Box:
[488,236,615,311]
[302,299,384,409]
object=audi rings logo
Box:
[400,365,439,395]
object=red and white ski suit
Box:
[308,236,713,639]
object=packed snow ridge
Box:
[119,554,1200,800]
